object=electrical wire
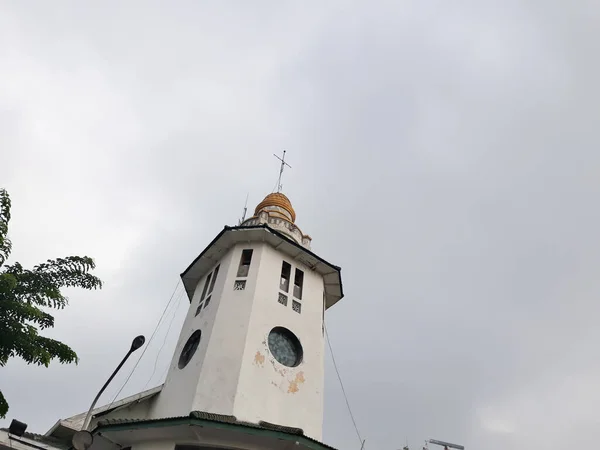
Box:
[145,288,184,387]
[324,321,364,448]
[142,287,185,390]
[106,279,182,407]
[158,356,171,383]
[102,278,364,448]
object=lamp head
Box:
[130,335,145,352]
[72,430,94,450]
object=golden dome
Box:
[254,192,296,223]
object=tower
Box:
[149,192,344,441]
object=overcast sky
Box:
[1,1,600,449]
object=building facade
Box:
[1,193,344,450]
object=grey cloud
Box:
[1,1,600,449]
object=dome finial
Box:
[273,150,291,193]
[254,192,296,223]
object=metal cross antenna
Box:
[273,150,291,192]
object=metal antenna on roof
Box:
[273,150,291,192]
[239,193,249,225]
[427,439,464,450]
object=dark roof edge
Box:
[179,224,344,301]
[94,414,337,450]
[180,225,230,279]
[0,430,69,450]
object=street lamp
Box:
[72,335,146,450]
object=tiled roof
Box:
[96,411,337,450]
[54,385,163,433]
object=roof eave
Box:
[180,225,344,310]
[94,415,338,450]
[47,385,164,436]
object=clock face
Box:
[178,330,202,369]
[268,327,303,367]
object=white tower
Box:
[149,192,344,441]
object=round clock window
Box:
[178,330,202,369]
[268,327,303,367]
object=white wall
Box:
[149,248,235,419]
[191,243,263,415]
[233,243,325,440]
[150,240,326,440]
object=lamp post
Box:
[72,335,146,450]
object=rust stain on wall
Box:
[287,371,306,394]
[270,359,287,377]
[254,351,265,367]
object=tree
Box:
[0,188,102,418]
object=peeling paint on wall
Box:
[287,371,305,394]
[269,358,288,377]
[254,351,265,367]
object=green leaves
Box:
[0,189,102,418]
[0,188,12,268]
[3,257,103,310]
[0,391,7,420]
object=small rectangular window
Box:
[278,292,288,306]
[237,249,253,277]
[292,300,301,314]
[293,268,304,300]
[200,272,212,301]
[208,265,220,294]
[280,261,291,292]
[234,280,246,291]
[195,303,203,316]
